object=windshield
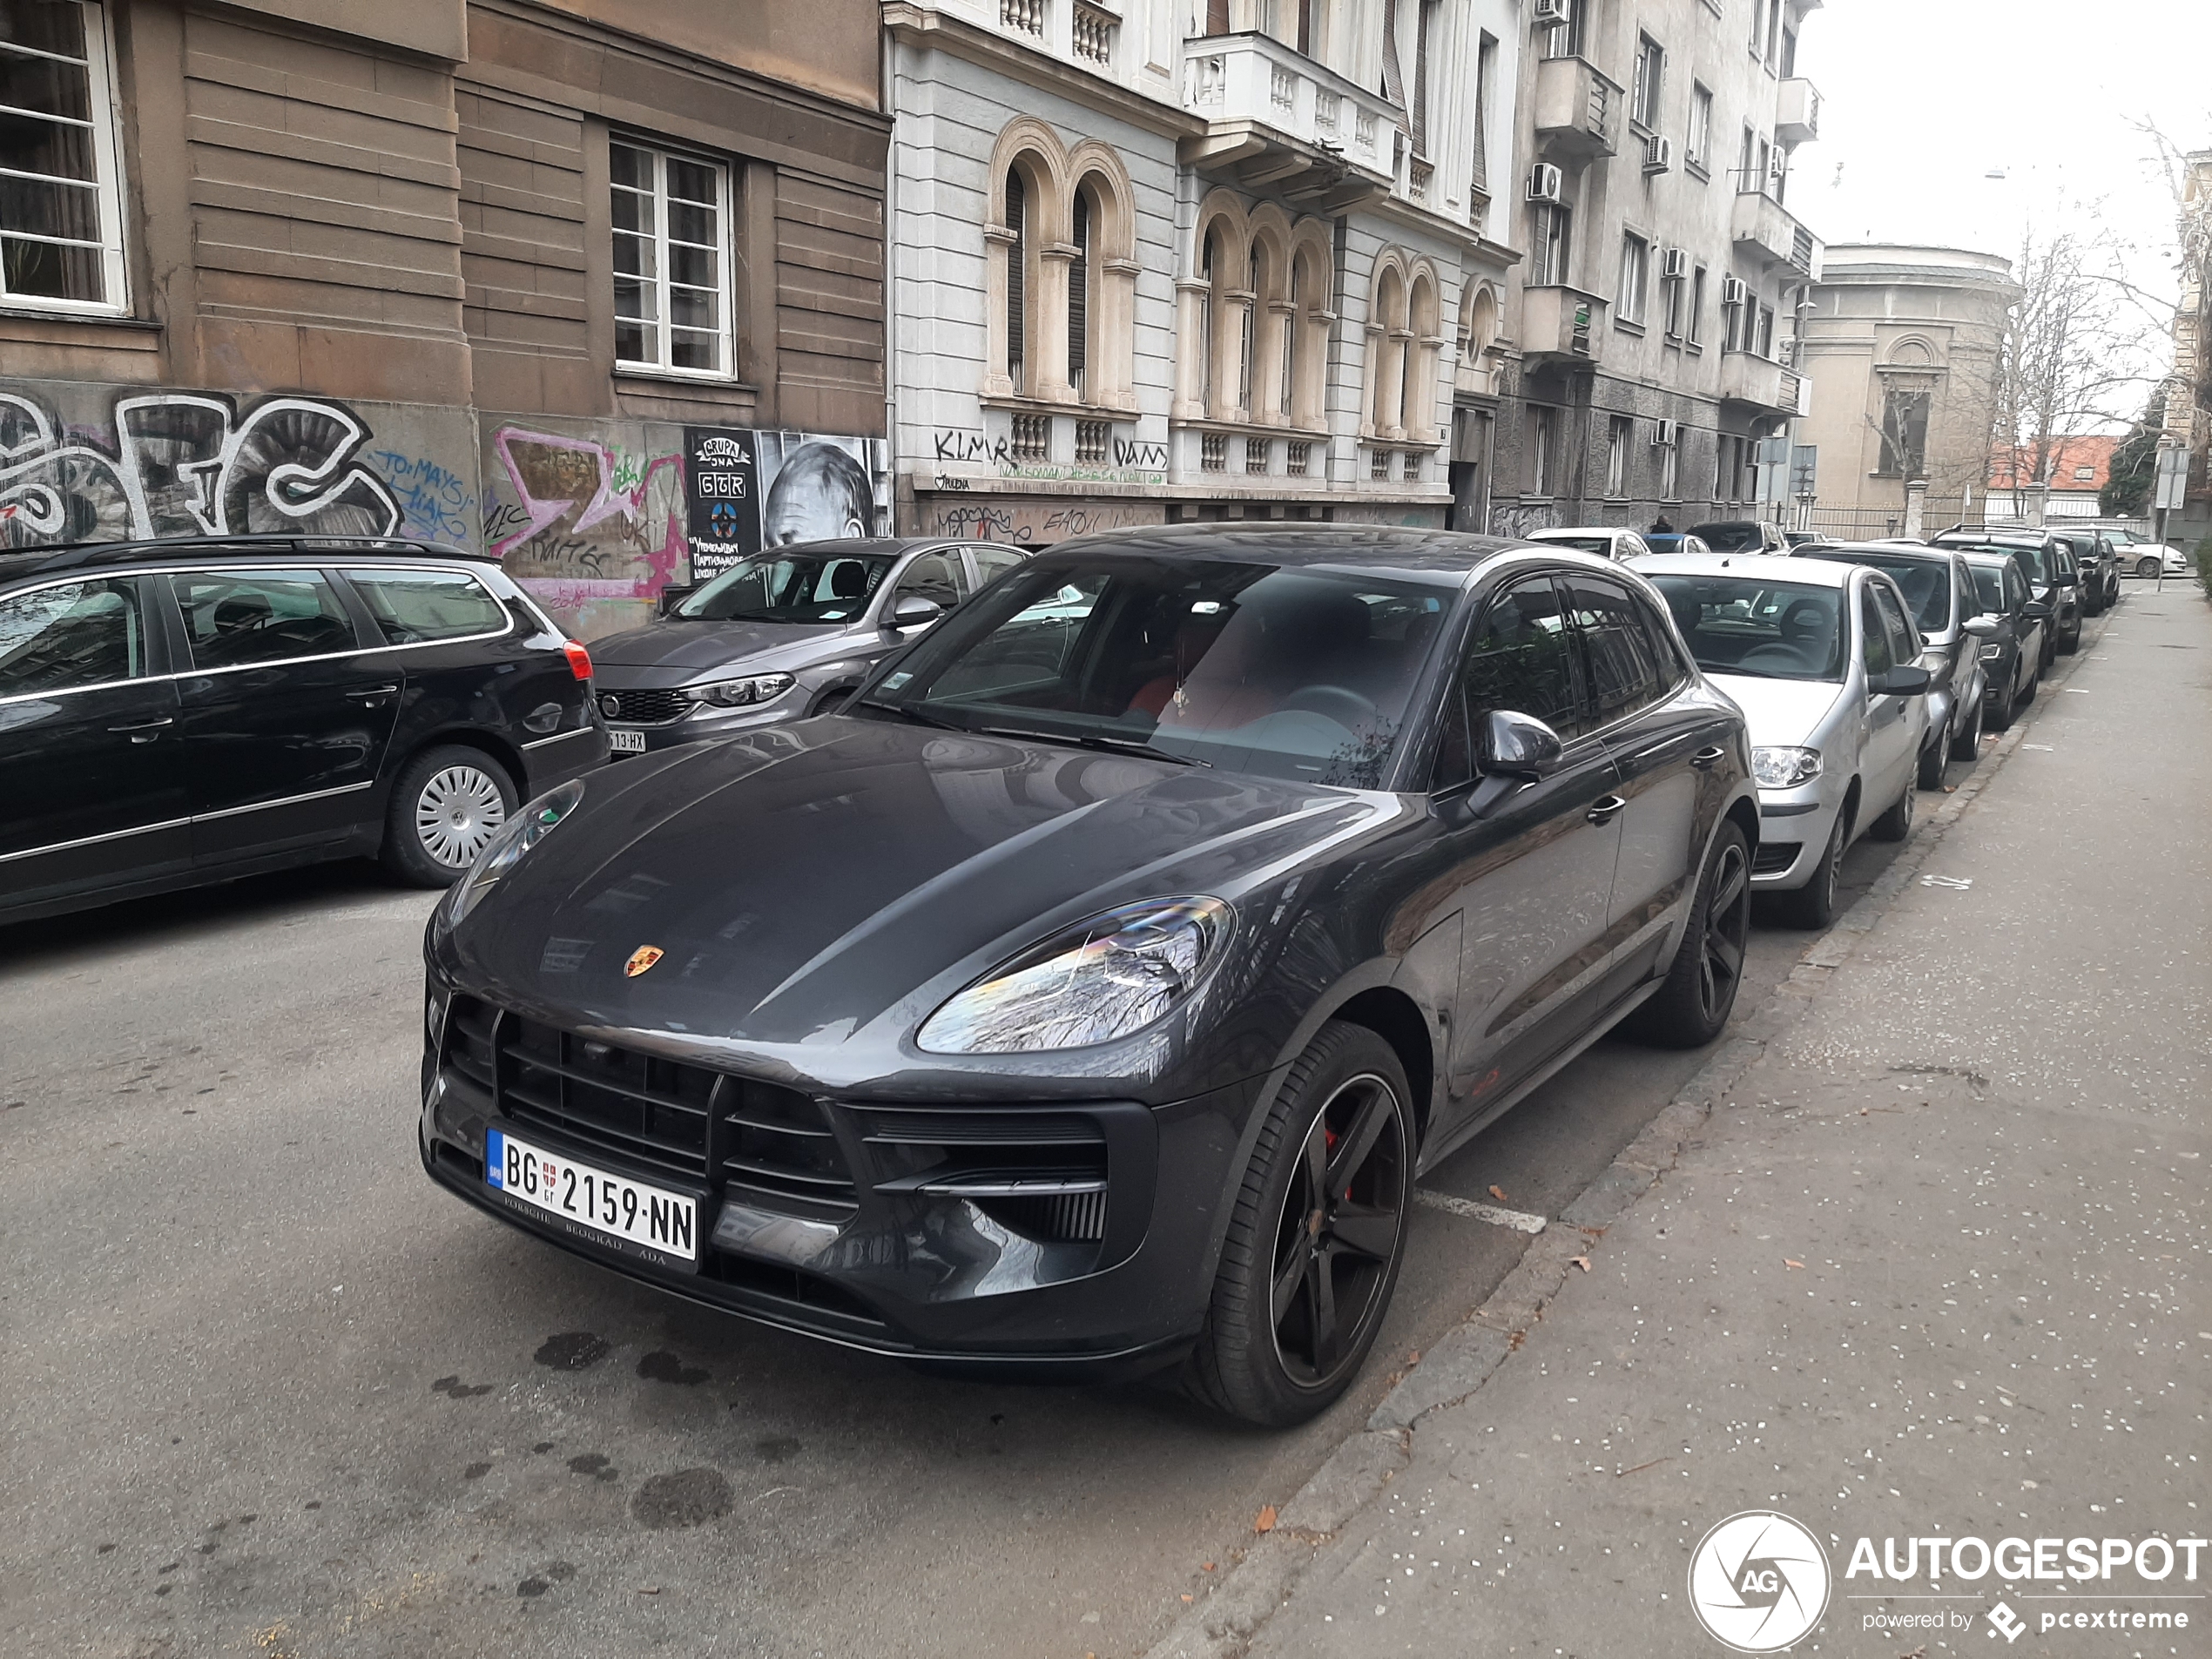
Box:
[1969,566,2006,613]
[1690,523,1763,552]
[857,556,1453,787]
[1539,534,1615,556]
[1805,553,1951,631]
[674,549,898,623]
[1646,576,1848,683]
[2011,543,2051,583]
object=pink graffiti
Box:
[489,427,685,560]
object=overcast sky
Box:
[1800,0,2209,396]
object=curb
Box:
[1138,617,2108,1659]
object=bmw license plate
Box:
[484,1127,698,1264]
[607,727,646,754]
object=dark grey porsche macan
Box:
[420,527,1760,1424]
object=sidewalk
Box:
[1177,592,2212,1658]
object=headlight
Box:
[1750,745,1823,789]
[916,897,1232,1055]
[685,673,793,710]
[437,778,585,931]
[1979,642,2004,661]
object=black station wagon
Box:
[0,535,607,926]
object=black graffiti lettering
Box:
[1112,439,1170,470]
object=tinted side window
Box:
[171,570,361,670]
[1445,577,1582,777]
[1858,587,1893,678]
[2005,567,2028,612]
[891,551,964,610]
[1871,583,1916,664]
[968,546,1027,587]
[1561,574,1666,725]
[343,568,509,645]
[0,578,147,697]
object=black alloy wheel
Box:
[1624,820,1750,1049]
[1184,1022,1413,1426]
[1916,728,1947,791]
[1949,689,1984,761]
[1986,659,2017,731]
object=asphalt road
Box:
[0,639,2056,1659]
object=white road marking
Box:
[1920,874,1973,889]
[1415,1189,1548,1232]
[2021,744,2054,751]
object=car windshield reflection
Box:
[1805,552,1951,631]
[1648,576,1848,682]
[675,549,900,624]
[856,557,1451,787]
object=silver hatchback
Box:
[589,539,1027,753]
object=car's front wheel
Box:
[1777,804,1849,929]
[382,745,517,887]
[1183,1022,1413,1427]
[2137,556,2161,578]
[1949,690,1984,761]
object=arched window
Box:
[1069,185,1093,401]
[1405,272,1438,438]
[1005,165,1029,395]
[1239,246,1261,415]
[1372,264,1406,431]
[1279,259,1299,420]
[1199,228,1219,411]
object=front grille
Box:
[442,997,856,1212]
[597,687,691,726]
[1752,841,1802,876]
[853,1107,1111,1244]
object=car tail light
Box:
[562,639,592,681]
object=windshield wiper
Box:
[854,698,970,732]
[973,725,1212,768]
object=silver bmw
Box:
[1629,552,1932,928]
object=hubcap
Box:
[415,765,507,867]
[1268,1074,1406,1391]
[1697,841,1751,1022]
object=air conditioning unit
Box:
[1653,419,1679,447]
[1768,151,1789,181]
[1660,246,1689,280]
[1642,135,1674,174]
[1526,162,1565,204]
[1532,0,1571,26]
[1721,275,1751,307]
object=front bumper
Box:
[416,989,1263,1377]
[605,697,808,755]
[1751,787,1844,890]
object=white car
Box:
[1629,552,1932,928]
[2096,528,2191,577]
[1524,526,1654,561]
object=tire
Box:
[1948,689,1984,762]
[2020,657,2040,705]
[1182,1022,1414,1427]
[1622,820,1751,1049]
[2060,617,2080,655]
[806,685,856,718]
[1916,728,1946,791]
[381,745,518,887]
[2137,556,2161,578]
[1869,771,1914,841]
[1777,803,1849,929]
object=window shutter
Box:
[1206,0,1229,37]
[1069,190,1089,394]
[1006,168,1026,392]
[1379,0,1406,106]
[1412,0,1433,156]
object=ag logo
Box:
[623,945,664,978]
[1686,1510,1831,1652]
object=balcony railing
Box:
[1720,348,1789,413]
[1001,0,1043,38]
[1533,55,1622,159]
[1777,78,1821,145]
[1180,31,1400,201]
[1521,285,1609,364]
[1731,189,1820,275]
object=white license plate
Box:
[484,1127,698,1262]
[607,727,647,754]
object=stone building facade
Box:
[1796,244,2019,537]
[882,0,1523,547]
[2163,149,2212,550]
[1487,0,1824,537]
[0,0,891,637]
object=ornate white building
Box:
[883,0,1523,546]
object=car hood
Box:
[1703,673,1848,750]
[587,618,848,677]
[445,719,1386,1049]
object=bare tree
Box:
[1990,228,2155,499]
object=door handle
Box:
[1689,745,1726,770]
[351,683,401,705]
[1586,793,1628,826]
[108,717,174,743]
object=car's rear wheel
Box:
[1622,820,1750,1049]
[1777,805,1849,929]
[382,745,516,887]
[1948,690,1984,761]
[1183,1023,1413,1427]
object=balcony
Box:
[1720,349,1794,414]
[1180,32,1397,212]
[1521,285,1608,365]
[1731,189,1821,275]
[1777,78,1820,145]
[1533,55,1622,160]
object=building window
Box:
[1197,227,1218,411]
[1631,34,1664,130]
[1069,185,1092,400]
[1687,84,1712,171]
[1531,405,1557,496]
[1715,434,1733,502]
[1279,259,1299,419]
[1688,266,1707,346]
[1660,435,1680,500]
[1879,388,1930,475]
[1239,246,1259,415]
[1754,302,1775,359]
[1,0,126,313]
[1531,201,1571,287]
[1471,33,1497,192]
[1662,263,1683,339]
[611,139,732,376]
[1606,415,1633,497]
[1617,233,1649,327]
[1003,165,1030,394]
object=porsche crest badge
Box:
[624,946,665,978]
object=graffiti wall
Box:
[0,382,474,551]
[911,493,1164,545]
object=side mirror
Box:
[1476,709,1565,780]
[1962,615,2000,638]
[2057,571,2078,587]
[1874,664,1932,696]
[887,594,945,631]
[657,585,696,617]
[2022,601,2052,620]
